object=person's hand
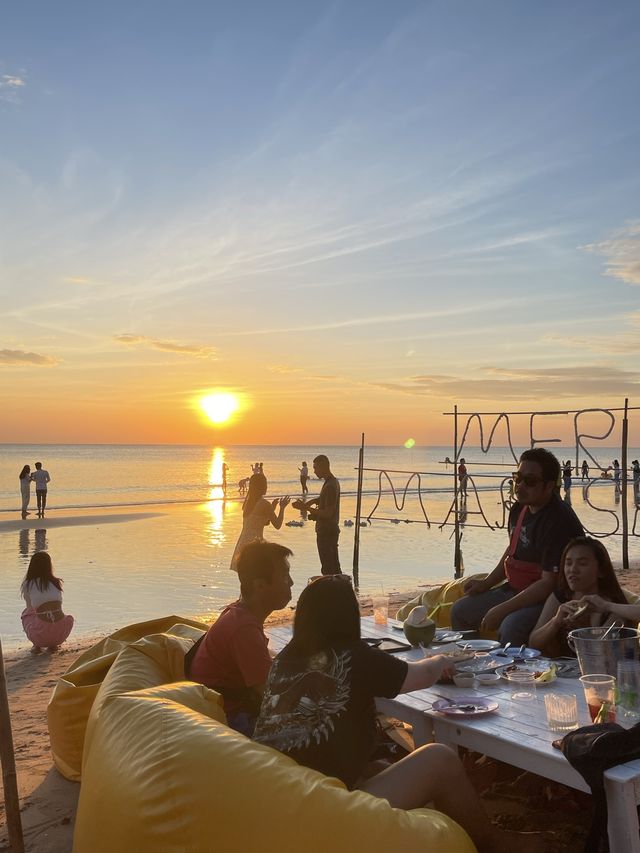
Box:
[464,579,486,596]
[480,605,506,632]
[291,499,305,510]
[280,495,291,509]
[271,498,280,510]
[579,594,607,613]
[429,655,457,681]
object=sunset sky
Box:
[2,1,640,446]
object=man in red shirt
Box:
[188,540,293,734]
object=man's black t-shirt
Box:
[315,474,340,533]
[253,640,407,788]
[507,492,584,574]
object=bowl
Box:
[476,672,500,686]
[453,673,476,688]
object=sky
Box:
[1,1,640,447]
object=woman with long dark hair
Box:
[529,537,639,656]
[21,552,74,653]
[19,465,31,518]
[229,473,289,570]
[254,577,542,853]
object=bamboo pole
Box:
[453,405,463,578]
[352,433,365,590]
[0,637,24,853]
[621,398,629,572]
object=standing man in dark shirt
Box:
[292,454,341,575]
[451,448,584,645]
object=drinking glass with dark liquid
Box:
[580,674,616,723]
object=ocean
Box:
[1,443,638,649]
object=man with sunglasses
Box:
[451,448,583,645]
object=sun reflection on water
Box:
[206,448,227,547]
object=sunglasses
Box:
[513,473,544,487]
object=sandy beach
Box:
[3,570,640,853]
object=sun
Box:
[199,392,240,425]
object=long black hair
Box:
[243,473,268,517]
[288,577,360,657]
[21,551,63,595]
[19,465,30,480]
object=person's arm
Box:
[309,481,338,521]
[267,496,290,530]
[400,655,456,694]
[579,594,640,624]
[480,572,557,632]
[46,472,51,483]
[463,547,509,595]
[291,497,319,511]
[528,593,570,651]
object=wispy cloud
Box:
[0,74,26,103]
[582,222,640,285]
[64,276,92,285]
[0,349,59,366]
[373,365,640,402]
[113,334,217,359]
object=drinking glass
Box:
[580,674,616,722]
[509,671,536,700]
[617,661,640,727]
[372,594,389,626]
[544,693,578,732]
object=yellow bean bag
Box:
[397,574,489,626]
[73,633,476,853]
[48,615,207,781]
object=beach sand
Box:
[2,576,640,852]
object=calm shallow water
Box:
[1,444,638,649]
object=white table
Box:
[266,616,640,853]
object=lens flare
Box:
[404,438,416,449]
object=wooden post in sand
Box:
[353,433,365,589]
[0,637,24,853]
[621,397,629,572]
[453,405,463,579]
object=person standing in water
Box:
[31,462,51,518]
[457,458,468,499]
[581,460,589,480]
[19,465,32,518]
[230,473,289,570]
[299,461,309,495]
[293,455,341,575]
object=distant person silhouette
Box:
[581,460,589,480]
[222,462,228,493]
[31,462,51,518]
[299,461,309,495]
[19,464,32,518]
[457,458,468,499]
[613,459,621,491]
[563,460,572,492]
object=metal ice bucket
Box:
[567,626,640,677]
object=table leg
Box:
[604,775,640,853]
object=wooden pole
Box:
[352,433,365,590]
[621,397,629,572]
[453,405,463,579]
[0,637,24,853]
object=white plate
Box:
[432,697,499,717]
[455,639,501,652]
[490,646,541,660]
[433,630,464,643]
[495,660,557,685]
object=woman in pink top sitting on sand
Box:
[21,552,74,654]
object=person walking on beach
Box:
[222,462,228,493]
[292,455,341,575]
[613,459,621,491]
[230,473,290,570]
[563,460,572,492]
[31,462,51,518]
[20,551,74,654]
[632,460,640,499]
[450,448,584,646]
[188,540,294,735]
[457,458,468,499]
[299,461,309,495]
[581,460,589,480]
[19,464,32,518]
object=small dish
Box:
[495,660,557,685]
[453,673,476,688]
[476,672,500,686]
